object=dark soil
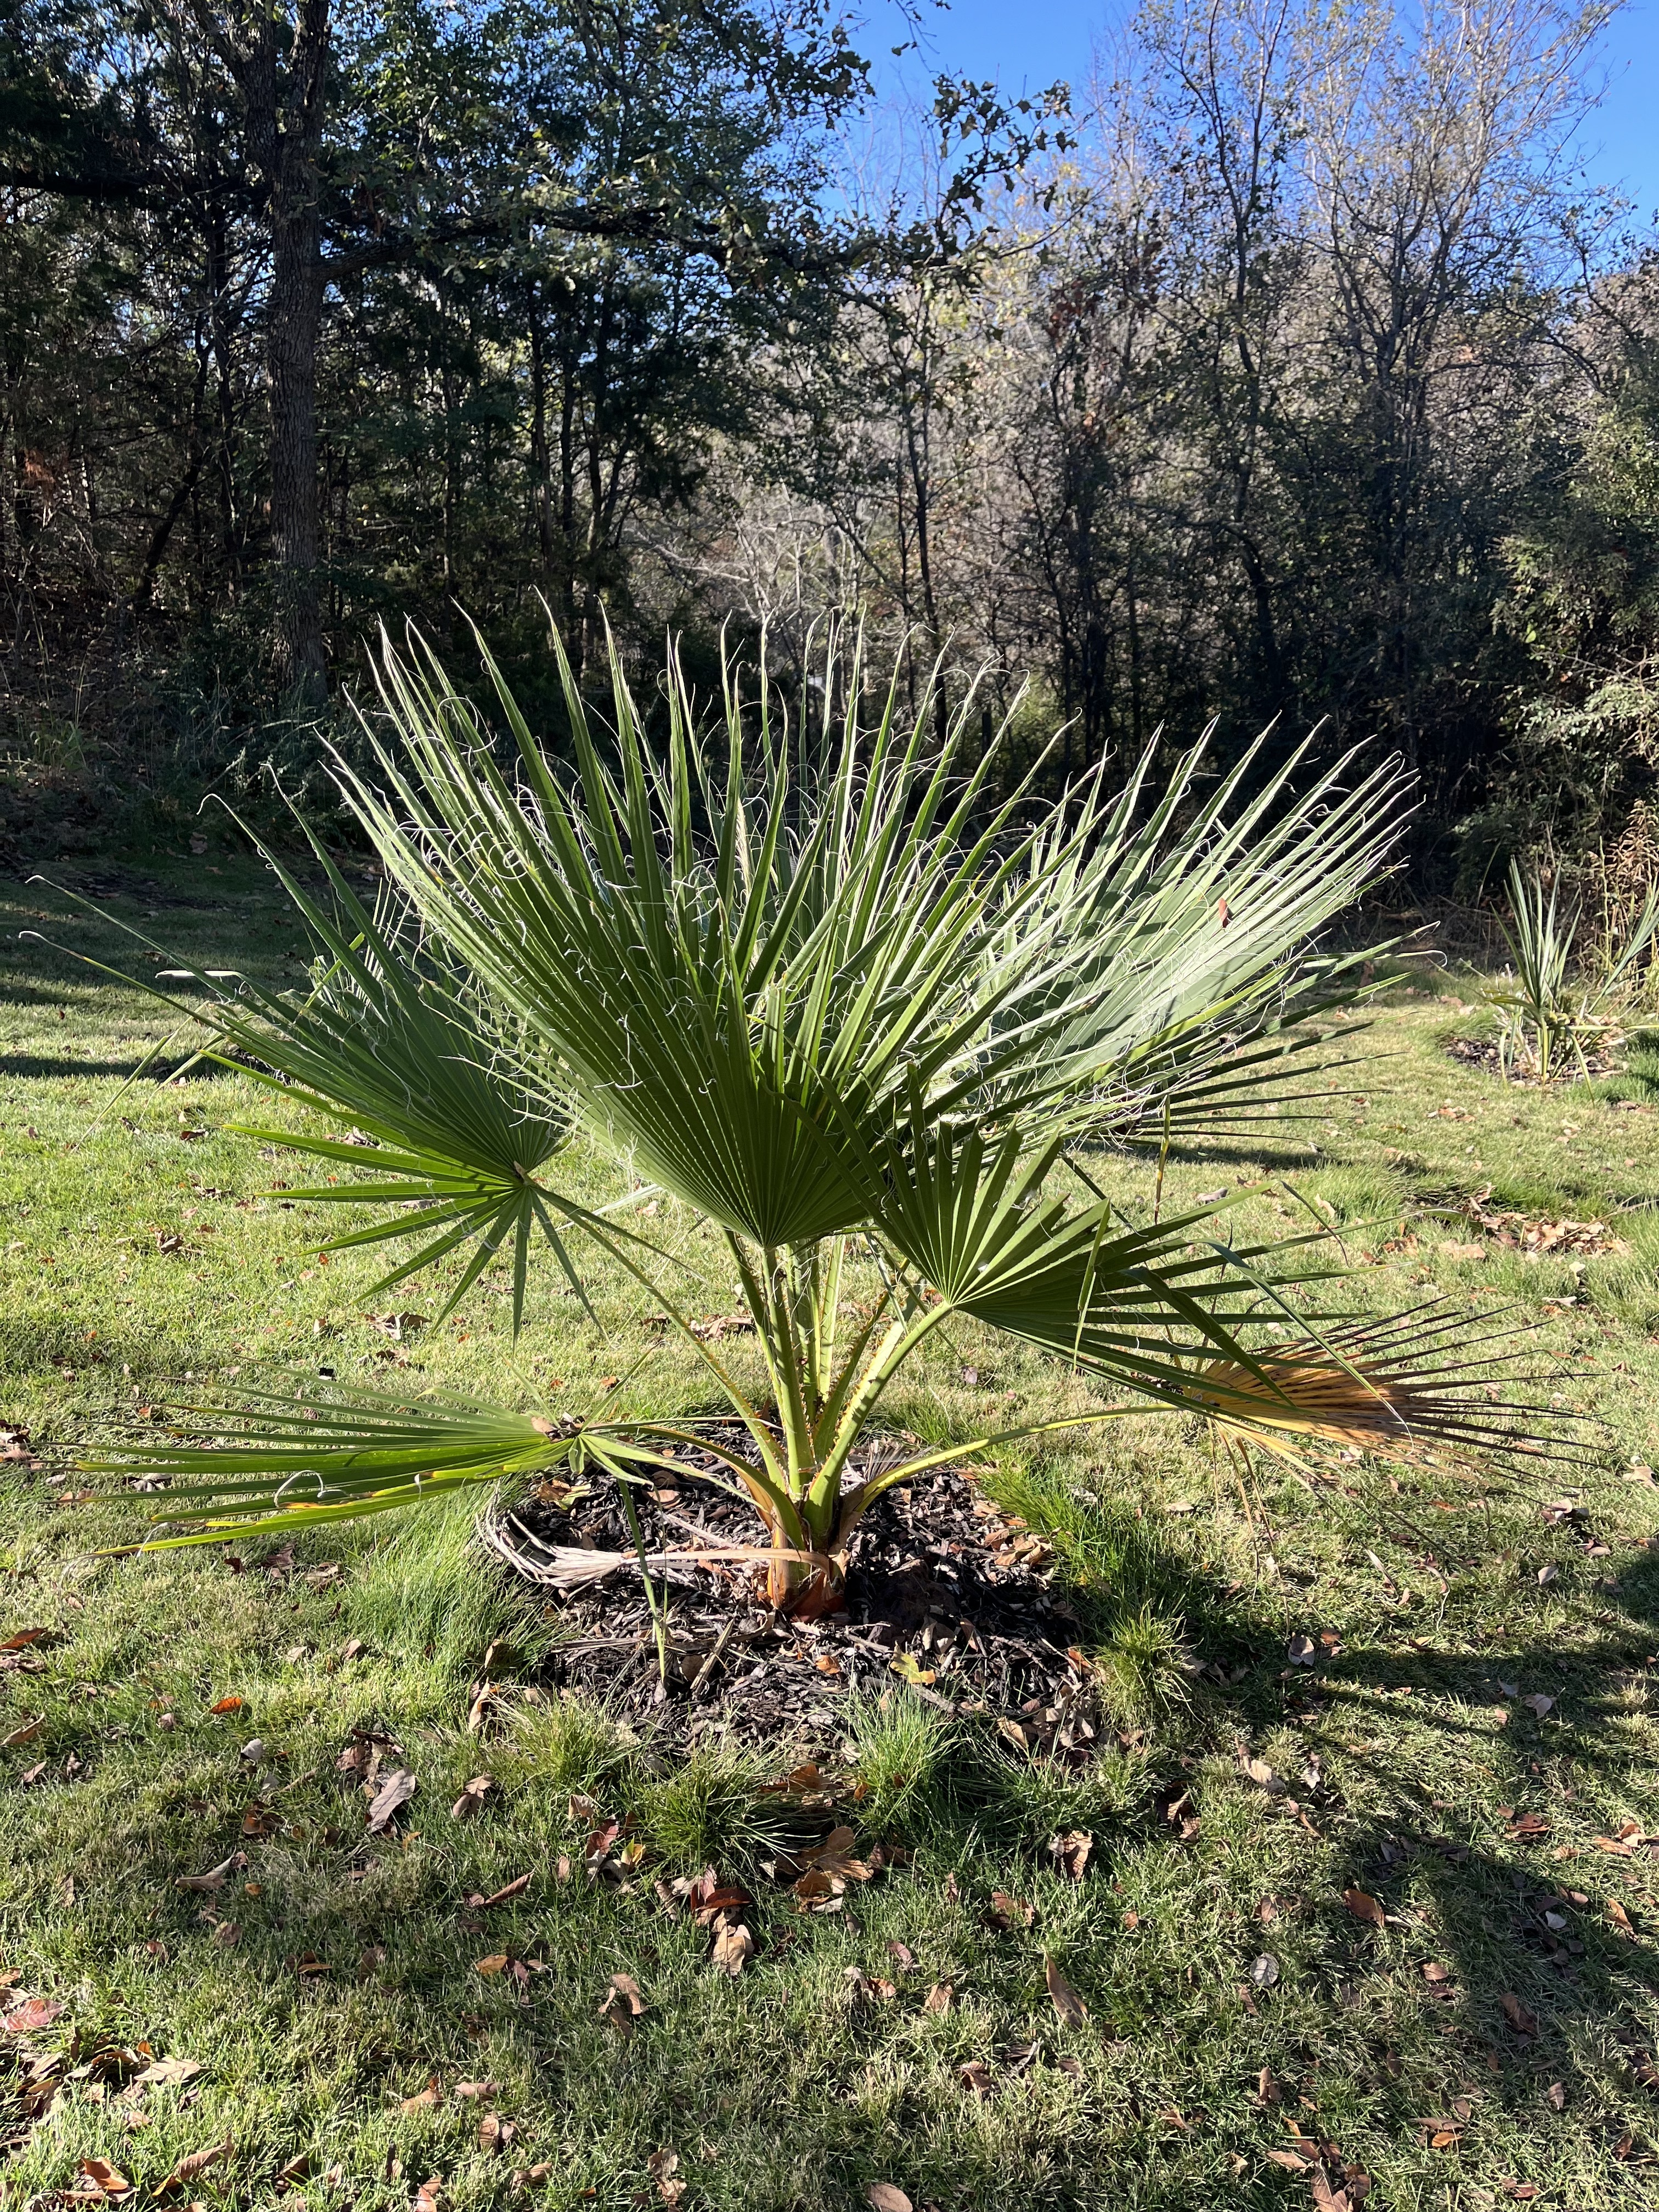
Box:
[1443,1034,1621,1083]
[483,1444,1102,1754]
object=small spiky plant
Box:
[1488,858,1659,1082]
[74,630,1562,1611]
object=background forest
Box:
[2,0,1657,887]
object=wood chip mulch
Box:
[1443,1034,1620,1082]
[481,1448,1104,1753]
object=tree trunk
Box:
[242,0,330,704]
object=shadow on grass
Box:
[0,1053,235,1080]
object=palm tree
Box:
[87,630,1552,1611]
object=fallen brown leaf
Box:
[1045,1955,1088,2027]
[156,2137,233,2195]
[1343,1888,1385,1927]
[599,1971,646,2032]
[478,2114,516,2155]
[1048,1830,1093,1881]
[132,2057,203,2087]
[474,1954,510,1977]
[866,2188,912,2212]
[75,2159,131,2198]
[2,1996,63,2034]
[647,2148,684,2206]
[923,1982,953,2016]
[1501,1992,1539,2036]
[450,1775,494,1821]
[710,1918,754,1976]
[983,1889,1034,1930]
[471,1872,532,1909]
[800,1826,871,1883]
[365,1767,418,1833]
[454,2080,498,2100]
[959,2059,993,2098]
[1,1716,44,1748]
[401,2080,442,2114]
[413,2178,442,2212]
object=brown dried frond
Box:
[1185,1304,1586,1470]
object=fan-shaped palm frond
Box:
[46,830,656,1330]
[79,626,1579,1606]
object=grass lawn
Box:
[3,836,1658,2211]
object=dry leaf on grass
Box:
[401,2080,441,2113]
[156,2137,233,2195]
[477,2114,516,2155]
[1045,1956,1088,2027]
[469,1873,532,1909]
[1242,1756,1285,1795]
[413,2178,442,2212]
[598,1972,646,2032]
[2,1717,44,1747]
[710,1918,754,1976]
[799,1826,872,1884]
[1421,1962,1452,1984]
[1343,1888,1386,1927]
[959,2059,994,2098]
[866,2188,912,2212]
[983,1889,1034,1931]
[1048,1830,1093,1881]
[1501,1992,1539,2036]
[74,2160,131,2198]
[3,1996,63,2033]
[450,1775,494,1820]
[1311,2164,1372,2210]
[647,2149,685,2206]
[923,1982,953,2016]
[365,1768,418,1833]
[132,2058,203,2087]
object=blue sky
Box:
[875,0,1659,219]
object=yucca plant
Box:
[75,631,1560,1613]
[1489,858,1659,1082]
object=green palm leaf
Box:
[84,1378,579,1546]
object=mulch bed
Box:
[1443,1034,1621,1083]
[481,1443,1102,1753]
